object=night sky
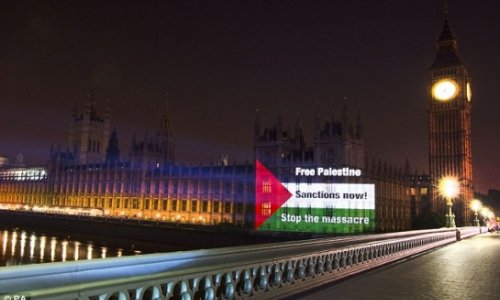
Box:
[1,1,499,193]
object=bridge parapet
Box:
[0,227,484,300]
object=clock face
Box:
[466,82,472,101]
[432,80,458,101]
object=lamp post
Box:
[438,176,459,228]
[470,199,482,227]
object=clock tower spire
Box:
[428,5,473,226]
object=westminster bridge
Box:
[0,227,486,300]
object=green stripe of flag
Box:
[258,207,375,234]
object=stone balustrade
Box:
[0,227,484,300]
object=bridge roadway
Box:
[295,232,500,300]
[0,227,484,299]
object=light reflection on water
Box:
[0,228,138,267]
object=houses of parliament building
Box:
[0,11,474,232]
[0,93,424,233]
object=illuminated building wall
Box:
[0,97,250,226]
[0,161,252,226]
[254,105,418,232]
[0,168,48,206]
[49,160,252,225]
[0,97,427,232]
[0,158,416,232]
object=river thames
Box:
[0,225,184,267]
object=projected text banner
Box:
[255,160,375,234]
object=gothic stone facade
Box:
[0,99,427,232]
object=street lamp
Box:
[470,199,482,227]
[438,176,459,228]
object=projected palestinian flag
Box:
[255,160,376,234]
[255,160,293,229]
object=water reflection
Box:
[2,231,7,256]
[87,244,93,260]
[74,241,80,261]
[40,235,46,262]
[61,240,68,262]
[0,227,140,267]
[50,237,56,262]
[29,234,36,259]
[11,231,17,255]
[20,231,26,258]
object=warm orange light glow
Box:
[438,176,459,202]
[471,199,482,212]
[433,80,458,101]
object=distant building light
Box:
[0,167,47,181]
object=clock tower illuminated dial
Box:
[432,79,458,101]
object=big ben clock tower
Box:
[428,9,473,226]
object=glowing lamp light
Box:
[471,199,482,212]
[471,199,482,227]
[438,176,459,228]
[438,176,460,201]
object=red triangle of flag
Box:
[255,160,293,229]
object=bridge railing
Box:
[0,227,484,300]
